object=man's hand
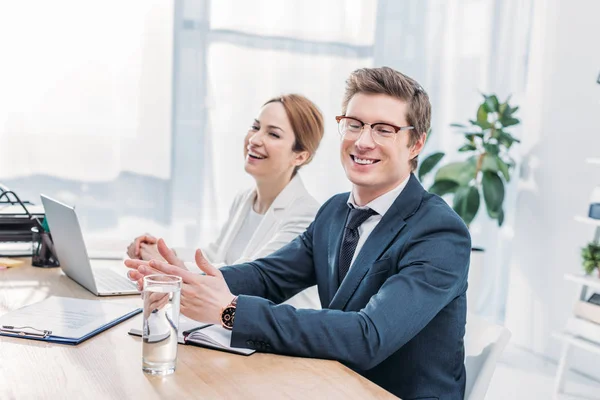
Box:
[126,233,158,259]
[125,245,234,324]
[142,291,170,319]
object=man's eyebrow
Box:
[345,115,400,126]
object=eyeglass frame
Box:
[335,115,415,144]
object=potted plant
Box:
[418,94,520,313]
[581,241,600,278]
[418,93,521,227]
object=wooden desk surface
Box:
[0,259,396,400]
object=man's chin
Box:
[345,172,376,187]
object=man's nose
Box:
[355,125,376,149]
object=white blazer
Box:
[184,174,321,309]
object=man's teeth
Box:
[354,156,375,165]
[249,151,266,159]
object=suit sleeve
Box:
[228,209,471,371]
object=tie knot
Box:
[346,206,377,231]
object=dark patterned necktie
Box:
[338,205,378,284]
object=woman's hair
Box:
[263,94,324,174]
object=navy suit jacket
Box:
[221,174,471,400]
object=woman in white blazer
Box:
[127,94,324,308]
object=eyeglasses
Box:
[335,116,414,145]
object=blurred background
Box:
[1,0,599,398]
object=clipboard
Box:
[0,296,142,345]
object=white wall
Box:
[505,0,600,382]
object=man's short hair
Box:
[342,67,431,171]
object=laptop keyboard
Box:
[95,269,137,292]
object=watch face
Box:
[221,306,235,328]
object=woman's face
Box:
[244,102,308,181]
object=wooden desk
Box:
[0,260,395,399]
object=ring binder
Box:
[0,325,52,338]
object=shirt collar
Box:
[347,174,411,217]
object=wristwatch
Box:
[220,296,238,330]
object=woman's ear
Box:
[294,150,310,167]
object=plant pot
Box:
[467,247,485,315]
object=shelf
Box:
[564,273,600,291]
[565,317,600,344]
[552,331,600,355]
[574,216,600,227]
[585,158,600,165]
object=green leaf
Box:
[429,180,459,196]
[482,171,505,213]
[486,207,505,226]
[481,154,499,172]
[476,104,489,127]
[499,103,508,116]
[418,152,445,181]
[453,185,480,226]
[450,123,467,128]
[484,95,500,113]
[497,131,516,149]
[458,144,477,152]
[495,156,510,182]
[500,116,520,128]
[483,143,500,156]
[434,158,477,186]
[465,133,484,142]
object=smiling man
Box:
[127,67,471,399]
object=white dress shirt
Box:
[346,175,410,268]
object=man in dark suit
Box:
[127,67,471,399]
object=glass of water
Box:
[142,274,182,375]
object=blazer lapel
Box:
[243,207,277,256]
[329,174,425,310]
[216,191,254,262]
[241,174,309,258]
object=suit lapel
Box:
[328,174,425,310]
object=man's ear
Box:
[410,132,427,159]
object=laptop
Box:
[40,195,138,296]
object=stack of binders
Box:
[0,184,45,255]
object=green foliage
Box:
[581,241,600,275]
[418,94,520,227]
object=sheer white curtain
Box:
[374,0,533,320]
[0,0,174,247]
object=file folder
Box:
[0,296,141,345]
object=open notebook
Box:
[183,324,254,356]
[129,314,254,356]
